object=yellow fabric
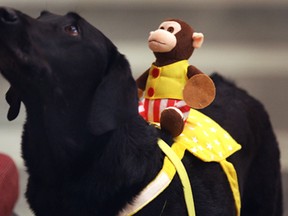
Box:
[158,139,196,216]
[220,160,241,216]
[144,60,189,100]
[175,109,241,162]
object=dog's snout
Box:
[0,7,18,24]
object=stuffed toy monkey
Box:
[137,19,216,137]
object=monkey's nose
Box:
[0,7,19,24]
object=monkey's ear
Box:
[192,32,204,48]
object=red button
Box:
[147,87,154,97]
[151,68,160,78]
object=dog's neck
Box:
[22,105,163,214]
[22,103,102,176]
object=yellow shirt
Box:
[144,60,189,100]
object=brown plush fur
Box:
[137,19,215,136]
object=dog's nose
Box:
[0,7,18,24]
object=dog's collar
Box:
[118,109,241,216]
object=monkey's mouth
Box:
[148,38,172,52]
[149,39,165,45]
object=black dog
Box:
[0,7,282,216]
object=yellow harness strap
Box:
[220,160,241,216]
[158,139,195,216]
[118,139,194,216]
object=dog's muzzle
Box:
[0,7,19,25]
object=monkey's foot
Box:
[160,107,184,137]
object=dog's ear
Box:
[5,87,21,121]
[88,54,138,135]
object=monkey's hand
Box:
[138,88,144,99]
[183,74,216,109]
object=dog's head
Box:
[0,7,138,135]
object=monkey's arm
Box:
[184,65,216,109]
[136,69,149,99]
[187,65,203,78]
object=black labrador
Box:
[0,7,283,216]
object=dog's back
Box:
[205,74,282,215]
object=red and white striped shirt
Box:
[139,99,190,123]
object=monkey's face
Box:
[148,21,181,53]
[148,19,204,64]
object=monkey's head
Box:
[148,19,204,65]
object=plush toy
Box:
[137,19,216,137]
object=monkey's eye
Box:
[167,27,174,33]
[160,26,165,30]
[64,25,80,36]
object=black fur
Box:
[0,8,282,216]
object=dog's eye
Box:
[64,25,80,36]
